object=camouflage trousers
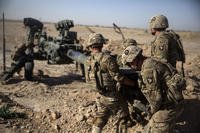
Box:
[143,104,183,133]
[93,91,129,130]
[1,55,34,81]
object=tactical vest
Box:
[87,53,116,93]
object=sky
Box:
[0,0,200,31]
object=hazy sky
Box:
[1,0,200,31]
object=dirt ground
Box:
[0,20,200,133]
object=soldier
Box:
[121,45,185,133]
[149,15,185,75]
[86,33,135,133]
[0,25,36,83]
[117,38,138,67]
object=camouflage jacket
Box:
[151,31,180,67]
[140,58,180,114]
[86,52,124,92]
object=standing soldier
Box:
[121,45,185,133]
[86,33,134,133]
[149,15,185,75]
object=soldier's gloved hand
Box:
[144,105,152,120]
[116,82,122,92]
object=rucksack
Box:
[162,62,186,104]
[166,30,185,63]
[166,30,185,77]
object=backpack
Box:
[166,30,185,77]
[162,62,186,104]
[167,30,185,63]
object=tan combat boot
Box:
[92,125,102,133]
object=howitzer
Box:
[24,18,43,31]
[34,19,83,64]
[54,19,77,43]
[24,18,43,46]
[43,40,83,64]
[0,18,84,82]
[55,20,74,37]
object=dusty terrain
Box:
[0,20,200,133]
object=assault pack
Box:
[166,30,185,63]
[162,61,186,104]
[166,30,185,76]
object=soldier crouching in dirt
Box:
[0,18,45,84]
[85,33,136,133]
[121,45,185,133]
[0,26,36,84]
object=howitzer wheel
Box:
[24,62,34,81]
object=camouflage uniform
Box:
[1,27,35,82]
[87,33,130,133]
[141,58,183,133]
[151,31,180,67]
[149,15,185,68]
[121,46,184,133]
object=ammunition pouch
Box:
[95,71,116,94]
[101,73,115,87]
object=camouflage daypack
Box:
[162,61,186,104]
[11,43,26,61]
[165,30,185,76]
[166,30,185,63]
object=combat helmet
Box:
[121,45,142,65]
[123,39,137,48]
[87,33,105,48]
[149,15,169,29]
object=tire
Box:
[24,62,34,81]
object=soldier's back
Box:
[152,30,186,68]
